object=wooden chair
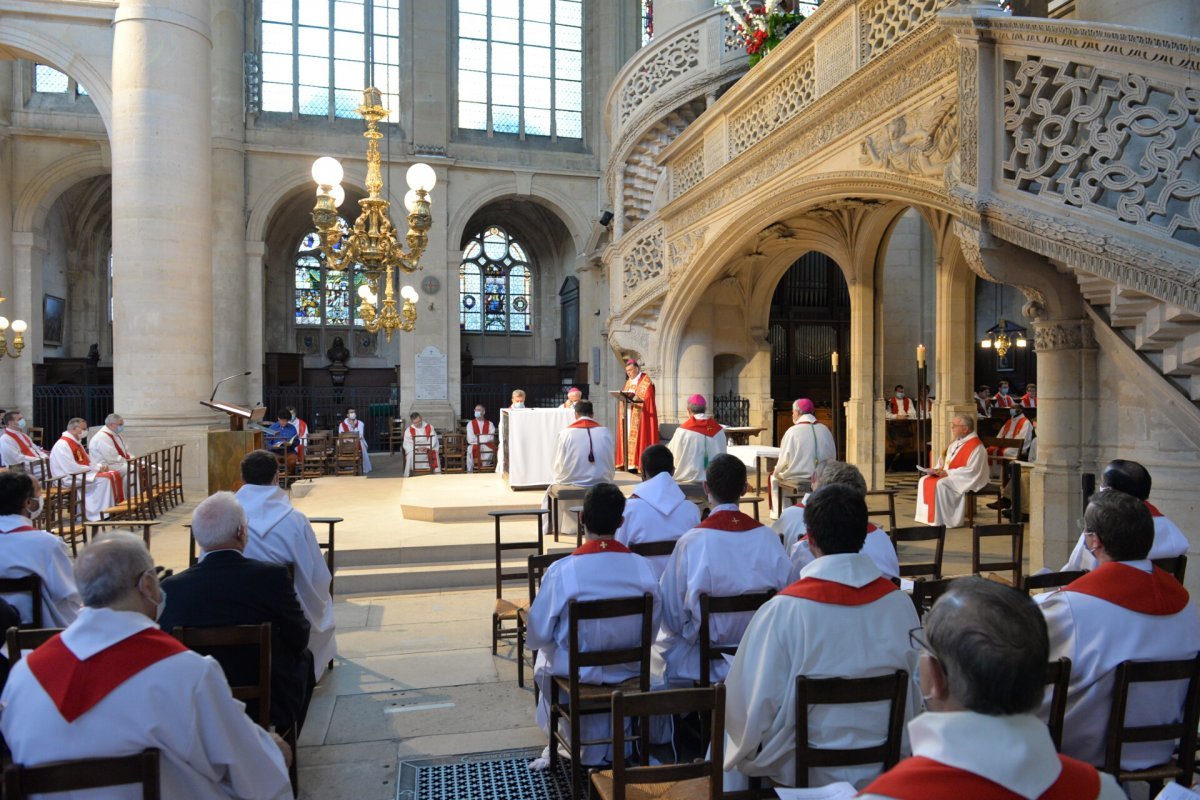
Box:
[405,432,436,475]
[865,489,898,532]
[792,670,909,787]
[0,576,43,629]
[1152,555,1187,583]
[547,484,589,542]
[3,748,161,799]
[910,577,955,620]
[308,516,341,594]
[1021,570,1087,595]
[971,523,1024,585]
[332,434,361,476]
[549,593,655,800]
[889,525,946,581]
[6,627,63,668]
[488,509,547,665]
[964,484,1004,525]
[591,685,726,800]
[168,443,186,508]
[698,591,776,687]
[518,550,572,695]
[386,418,405,455]
[629,540,677,559]
[1044,657,1072,752]
[440,433,467,474]
[43,473,84,557]
[737,495,764,521]
[102,455,154,522]
[1103,654,1200,794]
[299,440,328,479]
[26,427,43,448]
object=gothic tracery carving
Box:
[619,29,702,126]
[859,0,956,63]
[624,226,664,291]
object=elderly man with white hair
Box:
[769,398,835,520]
[0,531,293,800]
[49,417,119,520]
[914,415,988,527]
[88,412,135,478]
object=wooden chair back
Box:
[1104,654,1200,785]
[1152,555,1187,584]
[334,434,361,475]
[971,523,1024,585]
[865,489,898,532]
[526,551,572,606]
[169,444,186,508]
[26,427,43,447]
[629,540,677,559]
[407,433,436,475]
[793,670,909,787]
[1021,571,1087,594]
[440,433,467,474]
[3,748,161,799]
[910,577,955,620]
[44,473,84,557]
[488,509,548,665]
[888,525,945,580]
[1044,657,1072,751]
[6,627,64,667]
[698,591,776,687]
[0,575,43,629]
[171,623,273,728]
[387,419,405,455]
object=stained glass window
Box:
[261,0,401,121]
[294,220,367,327]
[641,1,652,45]
[457,0,583,139]
[460,226,533,334]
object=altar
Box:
[498,407,576,490]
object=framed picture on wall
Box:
[43,294,65,347]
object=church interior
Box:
[0,0,1199,797]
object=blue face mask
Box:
[999,387,1009,395]
[116,424,125,434]
[474,411,485,419]
[16,418,26,430]
[896,392,905,399]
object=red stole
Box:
[679,417,722,437]
[4,429,37,458]
[922,436,983,523]
[470,418,495,463]
[568,418,601,429]
[60,435,90,466]
[888,397,912,416]
[1065,562,1190,615]
[62,435,124,503]
[27,628,188,722]
[1021,394,1037,408]
[697,510,761,532]
[862,755,1099,800]
[988,417,1029,458]
[995,394,1015,408]
[573,538,632,556]
[407,424,438,470]
[1145,501,1163,518]
[0,525,37,534]
[100,430,131,460]
[779,576,897,605]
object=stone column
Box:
[111,0,213,489]
[676,310,714,424]
[933,250,977,460]
[1075,0,1198,35]
[0,86,14,409]
[654,0,714,35]
[245,241,266,403]
[10,233,46,420]
[846,278,884,488]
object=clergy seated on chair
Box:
[914,415,988,528]
[1036,489,1200,770]
[49,417,120,521]
[614,444,700,579]
[657,454,790,690]
[87,413,135,479]
[1,410,49,477]
[774,460,899,583]
[1062,458,1189,572]
[859,578,1123,800]
[666,393,727,484]
[465,404,497,473]
[544,400,615,531]
[769,398,835,520]
[235,450,337,683]
[159,491,315,734]
[339,407,372,474]
[0,531,294,800]
[264,412,299,476]
[724,483,919,791]
[985,404,1033,479]
[525,482,661,769]
[885,385,916,420]
[286,406,309,462]
[402,411,439,477]
[0,471,81,627]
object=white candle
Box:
[917,344,926,368]
[831,351,839,372]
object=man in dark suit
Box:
[160,491,315,732]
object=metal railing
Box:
[461,383,585,418]
[712,393,750,427]
[261,387,397,447]
[31,385,115,438]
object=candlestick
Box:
[831,351,839,372]
[916,343,926,368]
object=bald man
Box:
[667,393,727,484]
[769,398,835,520]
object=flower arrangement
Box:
[722,1,806,66]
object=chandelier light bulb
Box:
[0,317,8,331]
[312,156,344,188]
[11,319,27,333]
[400,285,419,302]
[405,163,437,193]
[980,338,992,349]
[404,189,420,213]
[330,184,346,208]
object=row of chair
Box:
[290,433,363,483]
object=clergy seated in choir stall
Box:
[885,385,916,420]
[724,483,919,792]
[264,411,299,475]
[544,400,615,532]
[769,398,835,520]
[656,454,790,689]
[0,410,49,477]
[774,460,899,583]
[403,411,439,477]
[0,532,294,800]
[985,405,1034,478]
[993,380,1017,411]
[510,389,527,409]
[525,483,661,769]
[0,472,81,627]
[339,407,372,474]
[914,415,989,528]
[1021,383,1038,409]
[1063,458,1189,572]
[859,578,1123,800]
[235,450,337,682]
[974,386,993,419]
[87,413,135,478]
[614,444,701,578]
[1037,490,1200,771]
[616,358,658,473]
[287,406,309,461]
[49,417,120,522]
[559,387,583,410]
[465,404,497,473]
[666,393,727,484]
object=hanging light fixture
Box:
[0,292,27,358]
[980,318,1028,359]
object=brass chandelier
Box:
[0,292,27,359]
[311,87,437,341]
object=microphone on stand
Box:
[210,371,252,402]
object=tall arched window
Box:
[294,221,367,327]
[460,226,533,334]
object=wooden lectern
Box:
[201,401,265,493]
[610,390,640,470]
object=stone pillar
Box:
[654,0,714,35]
[111,0,213,489]
[245,241,266,403]
[933,250,977,460]
[846,277,885,488]
[1075,0,1198,35]
[1028,318,1096,571]
[0,91,14,409]
[10,233,46,420]
[676,310,714,424]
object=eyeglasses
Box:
[908,626,933,654]
[132,567,156,589]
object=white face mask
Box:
[27,496,44,519]
[347,412,357,420]
[512,402,525,409]
[474,411,485,419]
[16,418,26,430]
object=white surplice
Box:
[1063,507,1189,572]
[235,483,337,681]
[465,418,497,472]
[1036,560,1200,769]
[913,434,989,528]
[0,607,292,800]
[544,420,616,532]
[402,422,439,477]
[525,542,661,765]
[88,427,133,477]
[777,507,900,582]
[0,428,48,474]
[614,472,701,578]
[0,513,81,627]
[339,418,372,473]
[858,712,1124,800]
[769,415,835,519]
[884,396,916,420]
[723,553,920,790]
[49,431,116,521]
[655,504,791,686]
[987,414,1033,478]
[666,416,727,484]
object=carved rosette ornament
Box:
[1033,319,1096,352]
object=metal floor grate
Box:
[398,748,574,800]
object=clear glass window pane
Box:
[299,1,329,27]
[555,79,580,111]
[76,83,89,97]
[263,53,295,83]
[263,0,293,23]
[297,25,329,57]
[459,70,488,103]
[493,105,520,134]
[555,25,582,51]
[525,107,551,136]
[298,85,330,115]
[335,1,365,31]
[526,0,552,21]
[334,30,364,60]
[524,46,551,77]
[556,0,582,27]
[524,21,551,46]
[334,58,363,89]
[555,48,581,80]
[262,82,294,112]
[492,1,519,19]
[492,74,520,103]
[491,43,520,74]
[460,39,488,70]
[298,55,329,86]
[34,65,69,93]
[459,0,487,13]
[492,16,520,43]
[459,12,488,40]
[459,101,488,130]
[333,89,360,117]
[263,22,295,53]
[374,36,400,68]
[524,77,551,109]
[556,110,582,138]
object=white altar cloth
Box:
[499,408,577,489]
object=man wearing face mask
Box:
[0,531,294,799]
[0,472,80,627]
[465,404,497,473]
[402,411,439,477]
[49,417,119,521]
[88,412,134,479]
[885,385,915,419]
[0,410,49,477]
[993,380,1016,410]
[510,389,527,409]
[338,407,372,474]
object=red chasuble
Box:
[1064,561,1189,616]
[616,373,658,472]
[921,436,983,523]
[863,755,1100,800]
[406,423,439,471]
[27,628,189,722]
[779,576,897,605]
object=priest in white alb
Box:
[339,407,372,473]
[914,415,988,527]
[985,404,1033,477]
[614,444,700,578]
[545,400,615,532]
[465,404,497,473]
[769,398,835,520]
[666,393,727,484]
[49,417,120,521]
[402,411,439,477]
[884,385,915,419]
[0,409,48,477]
[0,472,81,627]
[88,413,134,478]
[235,450,337,682]
[559,387,583,409]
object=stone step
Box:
[332,544,578,595]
